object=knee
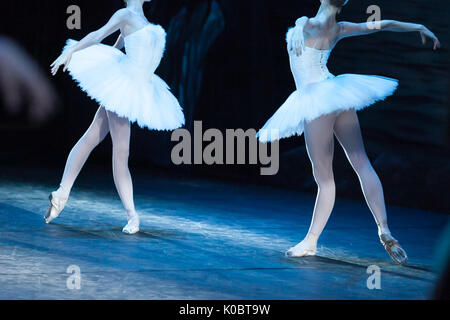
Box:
[312,163,335,188]
[113,144,130,162]
[78,133,101,150]
[348,152,370,174]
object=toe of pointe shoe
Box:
[286,249,295,257]
[44,214,56,224]
[380,234,408,265]
[285,246,316,258]
[44,207,56,224]
[286,248,302,257]
[122,225,140,235]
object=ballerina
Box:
[47,0,185,234]
[257,0,440,264]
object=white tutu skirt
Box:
[257,74,398,142]
[63,39,185,130]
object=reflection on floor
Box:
[0,165,447,299]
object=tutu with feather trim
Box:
[257,73,398,142]
[257,26,398,142]
[62,23,185,131]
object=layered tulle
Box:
[63,37,185,131]
[257,74,398,142]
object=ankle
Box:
[377,224,391,237]
[126,210,139,220]
[305,232,319,244]
[55,185,70,199]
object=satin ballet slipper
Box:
[44,192,68,224]
[380,233,408,265]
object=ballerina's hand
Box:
[291,28,304,57]
[50,52,72,76]
[420,26,441,50]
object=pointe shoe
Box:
[380,233,408,265]
[44,192,68,224]
[122,214,140,235]
[286,240,317,257]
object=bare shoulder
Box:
[304,17,323,32]
[306,17,321,27]
[295,16,310,26]
[111,8,133,22]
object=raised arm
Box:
[51,9,130,75]
[339,20,441,50]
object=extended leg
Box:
[45,107,109,223]
[106,110,139,234]
[58,107,110,197]
[287,113,337,257]
[334,110,407,264]
[333,110,390,235]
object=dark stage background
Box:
[0,0,449,212]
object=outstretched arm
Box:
[339,20,441,50]
[51,9,129,75]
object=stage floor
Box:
[0,165,447,299]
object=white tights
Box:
[55,107,138,229]
[287,110,391,256]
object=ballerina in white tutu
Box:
[47,0,185,234]
[257,0,440,264]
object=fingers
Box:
[421,31,442,50]
[51,57,60,75]
[433,39,441,50]
[50,56,62,68]
[62,58,70,72]
[292,40,303,57]
[51,64,60,76]
[50,58,59,67]
[62,55,72,72]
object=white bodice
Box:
[289,47,334,90]
[124,23,166,77]
[286,27,335,90]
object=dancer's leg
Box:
[106,110,139,234]
[333,110,390,236]
[57,107,110,198]
[287,113,337,257]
